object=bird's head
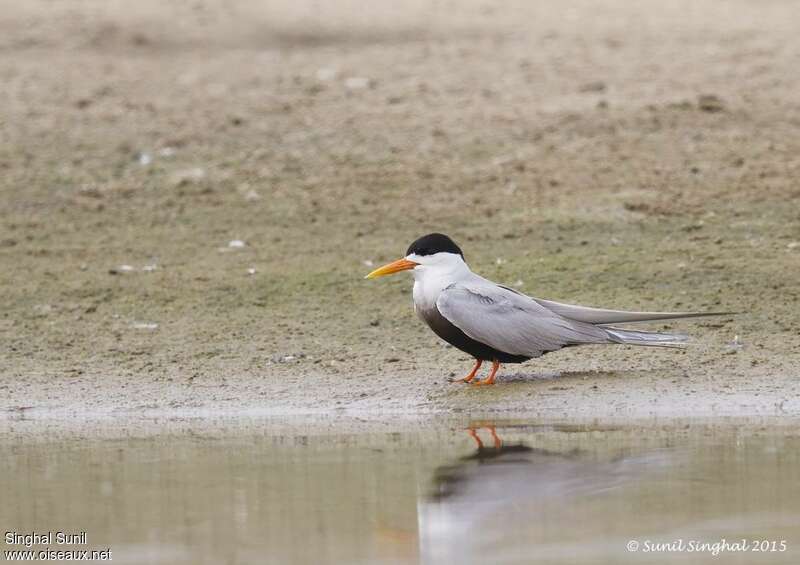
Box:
[365,233,467,280]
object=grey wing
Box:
[436,283,612,357]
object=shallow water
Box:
[2,417,799,564]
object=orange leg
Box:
[466,425,503,449]
[472,360,500,386]
[466,427,484,449]
[487,425,502,449]
[450,359,482,383]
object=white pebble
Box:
[228,240,246,248]
[345,77,371,90]
[171,168,206,185]
[316,68,338,81]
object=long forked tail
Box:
[604,327,689,348]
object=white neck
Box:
[410,254,472,312]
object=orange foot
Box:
[449,359,482,383]
[471,360,500,386]
[467,424,503,449]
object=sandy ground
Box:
[1,0,800,421]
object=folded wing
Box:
[436,283,611,358]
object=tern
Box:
[366,233,726,385]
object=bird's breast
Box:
[412,277,464,341]
[412,278,446,317]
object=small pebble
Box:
[345,77,371,90]
[725,334,745,353]
[271,354,304,363]
[171,168,206,187]
[316,68,338,81]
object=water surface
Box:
[2,417,799,564]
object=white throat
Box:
[409,253,472,313]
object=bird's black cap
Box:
[406,233,464,258]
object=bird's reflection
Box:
[429,425,577,502]
[419,423,668,563]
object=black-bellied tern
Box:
[366,233,727,385]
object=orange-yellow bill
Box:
[365,258,418,279]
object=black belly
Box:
[420,305,531,364]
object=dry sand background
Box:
[1,0,799,419]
